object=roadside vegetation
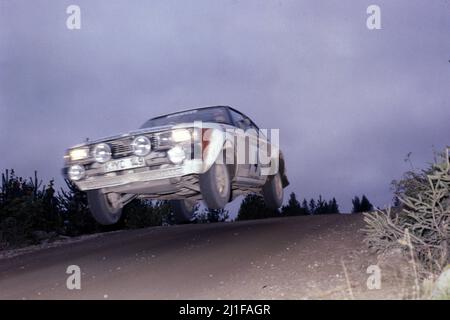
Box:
[363,148,450,299]
[0,168,367,249]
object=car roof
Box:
[149,105,251,121]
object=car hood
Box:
[70,122,224,148]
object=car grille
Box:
[109,135,160,158]
[110,139,133,157]
[150,135,160,149]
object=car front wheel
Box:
[199,162,231,209]
[262,173,284,209]
[86,190,123,225]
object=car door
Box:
[255,127,275,178]
[245,120,261,179]
[229,110,252,178]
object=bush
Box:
[0,170,63,247]
[363,148,450,275]
[236,194,280,221]
[123,200,172,229]
[0,170,175,247]
[282,193,340,215]
[57,179,101,236]
[352,195,373,213]
[195,207,229,223]
[281,192,304,216]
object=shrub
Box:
[195,207,229,223]
[281,192,303,216]
[57,179,100,236]
[363,148,450,275]
[352,195,373,213]
[123,200,171,229]
[236,194,280,221]
[0,170,63,247]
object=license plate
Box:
[104,157,145,173]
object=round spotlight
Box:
[93,143,111,163]
[68,165,85,181]
[167,145,186,164]
[131,136,151,157]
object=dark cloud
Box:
[1,0,449,211]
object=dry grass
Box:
[363,148,450,299]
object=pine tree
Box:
[281,192,302,216]
[58,179,100,235]
[301,199,310,215]
[360,195,373,212]
[196,207,229,223]
[237,194,279,221]
[352,196,361,213]
[329,198,340,213]
[315,195,324,214]
[309,199,316,214]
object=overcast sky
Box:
[1,0,449,212]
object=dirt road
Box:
[0,214,395,299]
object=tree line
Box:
[0,169,373,248]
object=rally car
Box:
[63,106,289,224]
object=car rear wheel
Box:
[86,190,123,225]
[170,199,197,224]
[262,173,284,209]
[199,162,231,209]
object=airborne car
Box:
[63,106,289,225]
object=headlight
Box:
[69,148,89,161]
[167,145,186,164]
[93,143,111,163]
[131,136,151,156]
[172,129,191,142]
[68,165,85,181]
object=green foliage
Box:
[195,207,229,223]
[0,168,179,248]
[360,195,373,212]
[352,194,373,213]
[236,194,280,221]
[313,195,340,214]
[301,199,310,215]
[282,193,340,215]
[309,198,316,213]
[58,179,100,236]
[122,200,172,229]
[352,196,361,213]
[281,192,303,216]
[1,167,347,250]
[0,170,62,247]
[329,198,340,213]
[123,200,162,229]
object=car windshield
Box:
[141,107,231,128]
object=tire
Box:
[262,173,284,209]
[199,162,231,209]
[86,190,123,225]
[170,199,196,224]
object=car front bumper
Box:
[73,159,204,192]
